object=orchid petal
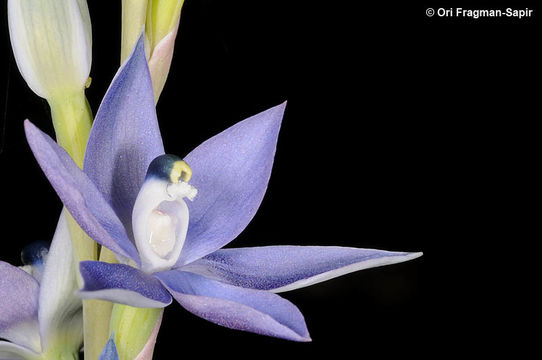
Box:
[79,262,172,308]
[38,210,82,352]
[178,103,286,265]
[156,270,310,341]
[0,341,40,360]
[186,246,422,292]
[24,120,140,264]
[0,262,41,353]
[98,336,119,360]
[85,34,164,233]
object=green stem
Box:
[48,91,110,360]
[48,92,92,168]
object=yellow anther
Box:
[170,160,192,183]
[85,76,92,88]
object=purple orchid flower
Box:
[0,211,82,359]
[23,36,422,342]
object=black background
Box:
[0,1,538,358]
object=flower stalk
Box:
[6,1,114,358]
[48,92,92,169]
[52,95,113,360]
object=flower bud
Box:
[121,0,149,63]
[8,0,92,99]
[121,0,185,101]
[146,0,185,100]
[146,0,184,52]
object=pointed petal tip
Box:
[275,101,287,120]
[377,250,423,266]
[23,119,32,138]
[23,118,34,132]
[273,100,287,117]
[407,251,424,260]
[282,327,311,342]
[23,119,49,153]
[250,100,287,132]
[23,120,46,146]
[285,333,312,342]
[258,101,287,122]
[99,335,119,360]
[121,30,147,67]
[134,30,146,56]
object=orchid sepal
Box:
[185,246,423,293]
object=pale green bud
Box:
[146,0,185,101]
[121,0,149,64]
[121,0,184,101]
[145,0,184,52]
[7,0,92,100]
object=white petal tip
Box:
[406,252,424,260]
